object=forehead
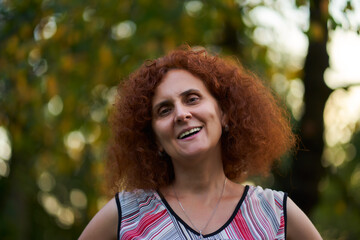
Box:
[153,69,209,100]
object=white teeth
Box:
[179,127,201,139]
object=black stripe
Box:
[283,192,288,240]
[115,193,121,240]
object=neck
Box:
[174,170,225,193]
[172,153,224,192]
[172,169,226,203]
[166,143,226,196]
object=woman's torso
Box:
[116,185,287,240]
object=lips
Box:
[177,127,202,139]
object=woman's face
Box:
[151,69,226,164]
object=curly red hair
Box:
[106,46,296,192]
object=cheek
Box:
[213,105,225,125]
[152,121,170,142]
[205,105,223,124]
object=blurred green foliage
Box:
[0,0,359,239]
[312,130,360,239]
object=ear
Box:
[221,112,229,127]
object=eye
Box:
[157,106,172,117]
[186,94,200,104]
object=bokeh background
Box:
[1,0,360,239]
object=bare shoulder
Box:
[79,197,118,240]
[286,197,322,240]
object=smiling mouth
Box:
[178,127,202,139]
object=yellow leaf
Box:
[16,70,29,102]
[99,45,113,67]
[20,25,32,39]
[61,55,74,72]
[6,36,19,54]
[46,75,58,97]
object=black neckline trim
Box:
[115,193,121,240]
[283,192,288,240]
[157,185,250,238]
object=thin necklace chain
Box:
[172,178,227,239]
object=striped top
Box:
[115,185,287,240]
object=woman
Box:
[80,46,322,239]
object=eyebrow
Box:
[152,89,200,112]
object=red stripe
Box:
[232,209,256,240]
[122,208,168,239]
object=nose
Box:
[174,104,192,123]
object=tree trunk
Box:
[285,0,332,214]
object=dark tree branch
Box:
[275,0,332,214]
